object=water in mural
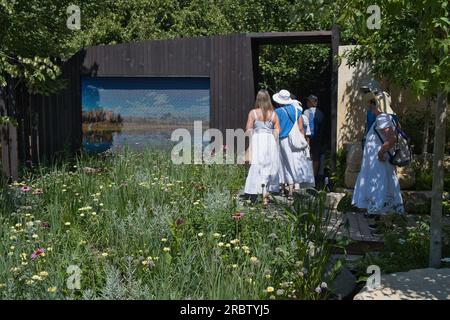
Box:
[81,77,210,153]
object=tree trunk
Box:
[429,92,447,268]
[422,98,431,155]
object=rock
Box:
[397,165,416,190]
[324,256,358,299]
[331,266,358,299]
[346,144,363,172]
[326,192,346,210]
[403,191,431,215]
[354,268,450,300]
[344,168,359,189]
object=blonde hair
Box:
[254,89,274,121]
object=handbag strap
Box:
[281,106,296,125]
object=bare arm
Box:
[297,115,305,135]
[245,110,255,133]
[378,127,396,161]
[272,112,280,138]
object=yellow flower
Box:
[20,253,27,260]
[79,240,87,245]
[64,222,71,226]
[39,271,49,277]
[25,280,34,285]
[250,256,259,264]
[213,233,221,238]
[265,274,272,280]
[0,283,6,289]
[91,212,97,216]
[47,287,57,293]
[266,286,274,293]
[80,213,85,217]
[163,247,171,253]
[47,247,53,252]
[225,243,231,248]
[161,238,168,242]
[31,275,43,281]
[9,236,17,241]
[231,264,238,269]
[197,233,204,237]
[101,252,109,257]
[230,239,240,245]
[32,234,39,239]
[218,242,224,247]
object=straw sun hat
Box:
[272,89,294,105]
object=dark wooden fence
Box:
[1,29,339,180]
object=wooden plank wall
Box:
[81,34,255,134]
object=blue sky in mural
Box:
[82,77,210,121]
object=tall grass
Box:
[0,149,336,299]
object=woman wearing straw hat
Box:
[273,89,309,200]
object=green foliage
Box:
[330,149,346,190]
[356,216,450,274]
[338,0,449,98]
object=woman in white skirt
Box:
[352,101,404,216]
[244,89,281,206]
[273,90,310,200]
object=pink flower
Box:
[31,248,46,260]
[20,186,31,193]
[232,212,245,221]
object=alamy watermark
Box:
[66,265,81,290]
[366,265,381,290]
[171,121,256,165]
[367,5,381,30]
[66,4,81,30]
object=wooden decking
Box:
[237,190,384,254]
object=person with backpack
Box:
[352,98,405,222]
[303,95,325,182]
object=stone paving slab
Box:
[354,268,450,300]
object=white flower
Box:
[320,282,328,289]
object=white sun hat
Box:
[273,89,294,105]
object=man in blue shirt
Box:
[303,95,324,180]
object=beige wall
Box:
[336,45,427,151]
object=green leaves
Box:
[339,0,449,97]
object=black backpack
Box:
[374,114,413,167]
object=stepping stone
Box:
[354,268,450,300]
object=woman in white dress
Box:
[352,102,404,216]
[244,90,281,206]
